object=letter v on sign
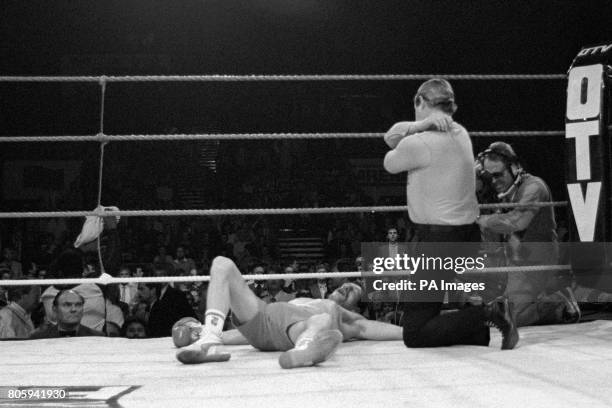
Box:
[567,182,601,241]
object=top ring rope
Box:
[0,131,565,143]
[0,264,572,286]
[0,202,567,219]
[0,74,566,83]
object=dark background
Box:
[0,0,611,210]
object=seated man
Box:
[40,253,107,332]
[0,285,40,339]
[174,256,403,369]
[137,265,196,338]
[261,278,295,304]
[30,289,105,339]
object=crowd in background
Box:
[0,210,579,342]
[0,168,412,337]
[0,215,413,340]
[0,136,578,340]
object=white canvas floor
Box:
[2,320,612,408]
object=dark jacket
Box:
[147,286,196,337]
[30,324,105,339]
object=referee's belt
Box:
[413,223,476,233]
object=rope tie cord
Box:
[0,202,567,219]
[0,265,572,286]
[95,78,108,274]
[0,74,566,83]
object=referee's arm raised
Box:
[384,113,454,149]
[383,135,431,174]
[384,122,422,149]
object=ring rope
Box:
[0,265,572,286]
[0,131,565,143]
[0,74,566,83]
[0,202,568,219]
[2,73,570,278]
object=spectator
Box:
[137,279,196,338]
[173,246,196,275]
[188,268,202,290]
[103,284,126,333]
[122,316,147,339]
[180,269,202,310]
[281,264,298,294]
[232,228,251,260]
[82,259,99,278]
[365,227,410,323]
[37,233,59,267]
[385,227,399,250]
[199,248,212,273]
[0,269,11,307]
[258,245,274,266]
[307,264,331,299]
[30,289,105,339]
[134,266,145,278]
[355,256,364,273]
[153,246,173,265]
[247,264,268,298]
[25,262,38,279]
[105,322,121,337]
[40,249,107,331]
[262,278,295,304]
[1,247,23,279]
[117,265,138,310]
[133,301,150,323]
[0,285,41,339]
[153,262,174,278]
[39,212,121,332]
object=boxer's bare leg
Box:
[279,312,343,369]
[177,256,259,364]
[206,256,261,324]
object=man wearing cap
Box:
[383,78,518,350]
[475,141,580,327]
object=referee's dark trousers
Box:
[401,223,490,347]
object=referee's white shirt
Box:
[384,123,478,225]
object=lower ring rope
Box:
[0,265,572,286]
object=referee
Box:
[383,78,518,349]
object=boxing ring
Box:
[2,320,612,407]
[1,71,611,407]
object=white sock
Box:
[202,309,226,343]
[294,336,313,350]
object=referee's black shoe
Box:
[484,296,519,350]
